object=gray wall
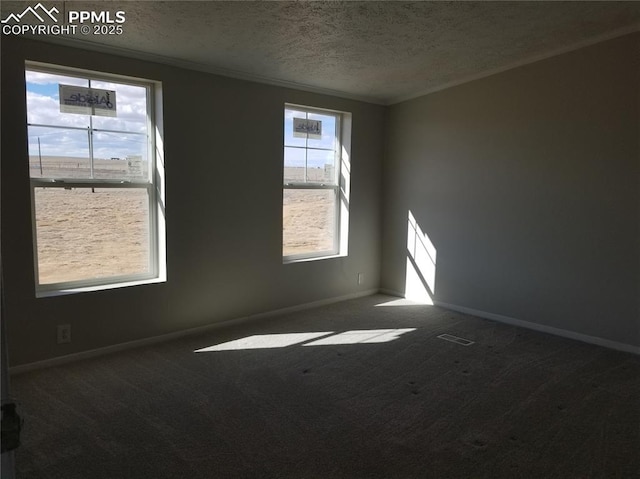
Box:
[382,33,640,347]
[3,32,638,367]
[1,37,385,367]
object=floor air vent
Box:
[437,334,474,346]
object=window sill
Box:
[283,252,345,264]
[36,276,166,298]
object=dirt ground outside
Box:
[34,187,150,284]
[31,158,337,285]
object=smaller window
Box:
[283,105,350,261]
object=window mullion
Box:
[283,183,337,190]
[92,127,147,136]
[30,179,151,188]
[87,126,94,179]
[27,123,90,132]
[88,79,94,179]
[304,111,309,183]
[283,145,335,152]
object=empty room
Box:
[1,2,639,478]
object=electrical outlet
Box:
[57,324,71,344]
[358,272,364,285]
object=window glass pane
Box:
[25,71,89,128]
[92,131,149,180]
[90,81,148,133]
[284,147,335,184]
[284,146,305,183]
[306,149,336,184]
[34,187,150,285]
[307,113,336,150]
[284,108,308,148]
[28,126,90,179]
[283,189,336,256]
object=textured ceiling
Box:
[3,1,640,104]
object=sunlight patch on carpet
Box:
[303,328,417,346]
[194,332,332,352]
[194,328,417,352]
[375,298,430,307]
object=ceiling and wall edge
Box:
[389,22,640,104]
[16,35,386,106]
[22,22,640,107]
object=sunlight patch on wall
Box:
[339,151,351,254]
[405,257,433,304]
[405,210,437,303]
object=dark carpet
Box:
[9,295,640,478]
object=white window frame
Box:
[25,61,166,296]
[283,104,349,262]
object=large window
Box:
[283,105,350,260]
[25,62,165,294]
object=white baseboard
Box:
[434,300,640,355]
[9,289,379,375]
[378,289,639,355]
[379,288,404,297]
